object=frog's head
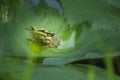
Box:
[37,29,55,37]
[46,31,55,37]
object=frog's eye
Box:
[47,32,55,37]
[51,32,55,36]
[38,29,45,33]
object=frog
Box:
[25,26,60,48]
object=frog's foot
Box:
[25,26,35,31]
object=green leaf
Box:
[0,57,120,80]
[0,0,120,65]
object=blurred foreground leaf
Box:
[0,57,120,80]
